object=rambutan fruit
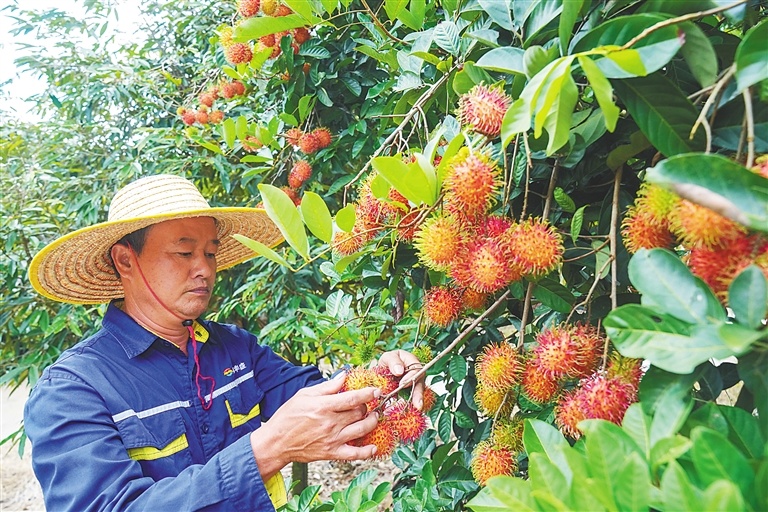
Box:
[232,81,246,96]
[312,127,333,148]
[332,228,368,256]
[372,365,400,395]
[634,183,679,225]
[288,160,312,188]
[350,420,398,459]
[521,361,561,404]
[198,91,216,108]
[224,43,253,65]
[218,26,234,47]
[293,27,311,44]
[475,383,514,418]
[669,199,745,249]
[259,33,276,47]
[424,285,463,327]
[478,214,516,239]
[355,192,385,236]
[421,386,438,412]
[413,213,463,271]
[279,186,301,206]
[195,110,209,125]
[284,127,304,146]
[219,82,237,99]
[507,217,564,277]
[475,342,522,392]
[470,440,517,486]
[621,206,675,254]
[450,237,521,294]
[532,324,602,380]
[554,389,586,439]
[242,135,263,152]
[689,233,768,300]
[181,110,197,126]
[556,375,637,439]
[354,339,377,365]
[237,0,260,17]
[260,0,279,15]
[208,110,224,124]
[461,287,488,312]
[297,132,321,154]
[606,352,644,392]
[384,400,428,444]
[444,152,501,220]
[275,4,293,16]
[412,345,433,365]
[491,416,525,453]
[458,84,512,138]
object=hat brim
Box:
[29,207,283,304]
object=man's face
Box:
[134,217,219,321]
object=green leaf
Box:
[523,0,563,47]
[283,0,321,20]
[612,74,705,157]
[438,410,452,443]
[532,279,574,313]
[702,480,746,512]
[235,14,316,41]
[646,153,768,233]
[523,419,572,482]
[542,71,578,155]
[738,350,768,438]
[627,248,725,324]
[476,47,526,74]
[231,234,291,268]
[570,205,586,243]
[477,0,513,31]
[606,130,651,171]
[466,477,536,511]
[579,56,619,132]
[659,461,704,511]
[649,384,694,447]
[621,403,652,458]
[559,0,585,55]
[650,435,692,474]
[528,453,568,501]
[335,204,356,232]
[615,451,652,511]
[299,192,333,243]
[679,22,718,88]
[605,304,733,374]
[384,0,408,20]
[449,354,467,382]
[639,365,697,427]
[433,21,461,56]
[371,156,436,206]
[258,184,310,260]
[719,405,765,460]
[593,239,611,279]
[221,117,236,148]
[735,19,768,92]
[236,115,248,140]
[501,98,531,148]
[690,427,754,497]
[553,187,576,212]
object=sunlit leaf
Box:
[299,192,333,243]
[258,184,310,260]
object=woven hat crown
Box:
[108,174,213,221]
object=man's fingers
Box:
[334,443,377,462]
[326,387,381,412]
[337,411,379,443]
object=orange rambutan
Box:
[475,342,522,392]
[554,389,586,439]
[521,361,561,404]
[444,152,501,220]
[332,228,368,256]
[470,440,517,486]
[461,287,488,312]
[491,416,525,453]
[293,27,311,45]
[384,400,428,444]
[219,82,237,99]
[350,420,398,459]
[242,135,263,152]
[395,209,423,242]
[689,233,768,299]
[284,127,303,146]
[621,206,676,254]
[532,324,602,380]
[312,127,333,148]
[224,42,253,65]
[275,4,293,16]
[297,132,321,154]
[413,213,464,271]
[669,199,745,249]
[280,186,301,206]
[195,110,209,125]
[288,160,312,188]
[421,385,438,412]
[556,375,637,439]
[208,110,224,124]
[450,237,521,294]
[424,285,463,327]
[475,383,514,418]
[181,110,197,126]
[458,84,512,138]
[634,183,679,224]
[507,217,563,277]
[606,352,644,391]
[237,0,260,17]
[198,91,216,108]
[371,365,399,395]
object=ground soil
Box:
[0,385,396,511]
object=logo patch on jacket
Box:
[223,362,246,377]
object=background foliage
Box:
[2,0,766,510]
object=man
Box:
[24,174,423,511]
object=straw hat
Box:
[29,174,283,304]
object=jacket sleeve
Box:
[24,371,277,512]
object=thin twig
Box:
[743,87,755,168]
[610,165,622,311]
[359,0,406,44]
[620,0,749,50]
[566,255,614,324]
[504,134,520,210]
[690,66,735,143]
[520,133,533,220]
[562,239,610,263]
[379,289,512,403]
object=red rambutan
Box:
[311,127,333,148]
[424,285,463,327]
[297,132,321,154]
[458,84,512,138]
[461,287,488,312]
[532,324,603,380]
[275,4,293,16]
[284,127,303,146]
[350,420,398,459]
[198,91,216,108]
[224,43,253,65]
[556,375,637,439]
[288,160,312,188]
[395,209,423,242]
[259,33,276,47]
[450,237,521,294]
[332,228,368,256]
[554,389,586,439]
[237,0,260,17]
[293,27,311,45]
[421,385,438,412]
[384,400,428,444]
[521,361,561,404]
[280,186,301,206]
[242,135,263,152]
[181,110,197,126]
[444,152,501,220]
[470,440,517,486]
[507,217,563,277]
[208,110,224,124]
[195,110,209,125]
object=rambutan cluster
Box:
[283,127,333,154]
[341,365,434,459]
[176,80,246,127]
[622,180,767,304]
[457,84,512,139]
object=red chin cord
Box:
[127,244,215,410]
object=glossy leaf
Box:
[612,74,706,157]
[523,419,572,482]
[679,22,718,88]
[232,234,291,268]
[570,205,586,243]
[690,427,754,496]
[476,47,526,74]
[523,0,563,47]
[466,476,536,511]
[627,249,724,324]
[371,156,437,206]
[221,117,236,148]
[299,192,333,243]
[433,21,461,56]
[615,452,652,511]
[235,14,315,41]
[335,204,356,232]
[258,184,310,260]
[528,452,569,500]
[735,19,768,92]
[719,405,765,459]
[659,461,704,511]
[646,153,768,232]
[650,435,692,473]
[477,0,513,31]
[501,98,531,147]
[621,403,652,458]
[533,279,574,313]
[559,0,585,55]
[737,350,768,438]
[579,56,619,131]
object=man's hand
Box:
[249,374,380,480]
[376,349,426,410]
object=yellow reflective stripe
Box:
[265,472,288,508]
[192,321,209,343]
[225,399,260,428]
[127,433,188,461]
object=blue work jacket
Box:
[24,302,323,511]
